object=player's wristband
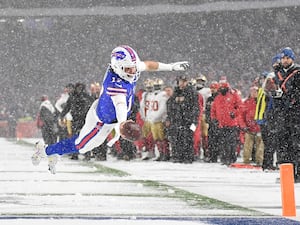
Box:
[157,62,173,71]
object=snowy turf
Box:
[0,138,299,224]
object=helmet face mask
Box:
[111,46,140,83]
[153,78,164,91]
[196,81,205,90]
[195,74,207,90]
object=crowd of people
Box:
[2,4,299,122]
[34,45,300,183]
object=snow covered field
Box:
[0,138,300,224]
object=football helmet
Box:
[195,74,207,90]
[189,78,196,87]
[153,78,164,90]
[110,45,140,83]
[144,78,154,92]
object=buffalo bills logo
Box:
[111,51,126,60]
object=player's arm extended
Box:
[111,94,127,140]
[138,61,190,72]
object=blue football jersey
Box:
[96,67,136,124]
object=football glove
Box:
[171,61,190,71]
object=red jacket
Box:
[241,97,261,133]
[211,90,242,128]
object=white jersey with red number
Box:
[139,91,152,120]
[145,90,169,123]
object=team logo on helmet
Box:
[111,51,126,60]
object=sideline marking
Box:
[0,216,298,224]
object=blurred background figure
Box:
[241,86,264,166]
[211,79,242,165]
[273,47,300,182]
[146,78,170,161]
[163,86,174,98]
[256,71,278,172]
[205,81,220,163]
[37,95,57,145]
[166,75,199,163]
[194,74,211,161]
[59,82,94,160]
[90,82,101,99]
[55,83,74,141]
[140,79,155,160]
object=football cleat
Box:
[31,141,46,166]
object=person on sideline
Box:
[55,83,74,141]
[165,76,199,163]
[273,47,300,182]
[37,95,57,146]
[241,86,264,166]
[210,79,243,165]
[31,45,190,173]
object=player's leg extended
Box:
[77,123,115,154]
[75,99,115,154]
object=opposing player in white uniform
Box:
[139,79,154,121]
[145,78,170,161]
[139,79,155,158]
[31,45,190,173]
[196,75,211,107]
